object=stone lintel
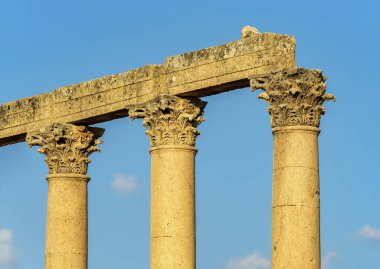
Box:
[0,32,296,146]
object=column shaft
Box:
[45,174,89,269]
[26,123,104,269]
[150,145,196,269]
[129,95,206,269]
[250,68,335,269]
[271,126,320,269]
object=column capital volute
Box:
[26,123,104,175]
[250,68,335,128]
[128,95,207,147]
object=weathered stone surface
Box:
[26,123,104,175]
[25,123,104,269]
[249,66,335,268]
[250,68,335,128]
[129,95,206,147]
[271,126,321,269]
[0,31,295,146]
[134,95,205,269]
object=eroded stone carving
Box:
[241,25,260,38]
[250,68,335,128]
[129,95,207,147]
[26,123,104,175]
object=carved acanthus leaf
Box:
[250,68,335,128]
[129,95,207,147]
[26,123,104,175]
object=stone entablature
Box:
[0,32,295,147]
[250,68,335,128]
[26,123,104,175]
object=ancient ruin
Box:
[0,26,334,269]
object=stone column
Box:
[250,68,335,269]
[26,123,104,269]
[129,95,206,269]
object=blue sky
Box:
[0,0,379,268]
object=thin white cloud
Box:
[322,252,337,269]
[226,252,270,269]
[358,225,380,242]
[0,228,18,266]
[110,173,138,195]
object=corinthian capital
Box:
[129,95,207,147]
[250,68,335,128]
[26,123,104,175]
